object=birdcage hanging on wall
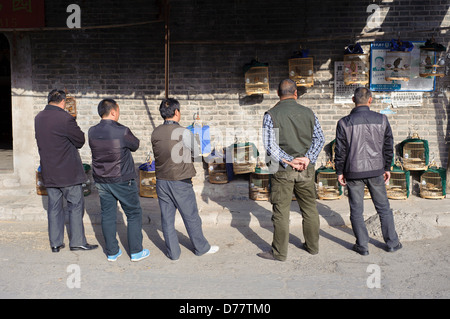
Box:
[244,59,269,95]
[419,38,446,78]
[419,164,446,199]
[64,90,77,117]
[386,161,410,200]
[385,39,413,82]
[399,133,429,171]
[343,44,369,85]
[288,49,314,87]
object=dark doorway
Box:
[0,33,13,171]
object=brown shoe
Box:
[257,251,283,261]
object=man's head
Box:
[98,98,120,121]
[48,89,66,109]
[159,98,180,121]
[353,87,373,106]
[277,79,298,100]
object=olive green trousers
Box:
[270,164,320,261]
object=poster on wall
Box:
[0,0,45,28]
[370,41,435,92]
[334,61,365,104]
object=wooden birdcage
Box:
[139,170,157,198]
[249,172,270,201]
[232,143,257,175]
[64,90,77,117]
[316,170,341,200]
[419,48,445,78]
[36,167,47,196]
[420,171,444,199]
[343,54,369,85]
[385,51,411,82]
[208,163,228,184]
[364,186,371,199]
[386,171,408,200]
[245,66,269,95]
[402,143,426,170]
[289,57,314,87]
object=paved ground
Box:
[0,218,449,300]
[1,182,450,300]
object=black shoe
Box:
[51,243,65,253]
[387,242,402,253]
[352,244,369,256]
[70,243,98,251]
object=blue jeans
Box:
[346,175,399,251]
[96,180,143,256]
[156,179,210,260]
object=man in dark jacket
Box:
[35,89,98,253]
[334,87,401,256]
[88,99,149,262]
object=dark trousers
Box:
[270,165,320,261]
[46,185,87,248]
[96,180,143,256]
[346,175,399,251]
[156,179,210,260]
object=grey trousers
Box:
[46,185,87,248]
[156,179,210,260]
[346,175,399,251]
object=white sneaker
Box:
[206,245,219,254]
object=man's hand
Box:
[337,174,346,186]
[283,157,310,171]
[384,171,391,184]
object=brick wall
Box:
[29,0,450,173]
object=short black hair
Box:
[353,87,372,105]
[277,79,297,97]
[97,99,118,118]
[159,98,180,119]
[48,89,66,104]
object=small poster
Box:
[391,92,423,108]
[334,61,364,104]
[370,41,435,92]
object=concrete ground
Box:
[0,183,449,299]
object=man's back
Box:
[35,104,85,187]
[335,106,393,179]
[88,119,139,184]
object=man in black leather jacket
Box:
[88,99,149,262]
[334,87,402,256]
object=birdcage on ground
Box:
[208,163,228,184]
[138,160,157,198]
[315,161,342,200]
[249,168,270,201]
[386,163,410,200]
[230,142,258,175]
[419,166,446,199]
[399,133,429,171]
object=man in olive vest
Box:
[151,98,219,260]
[258,79,324,261]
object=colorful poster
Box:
[0,0,45,28]
[370,41,435,92]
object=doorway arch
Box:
[0,33,13,172]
